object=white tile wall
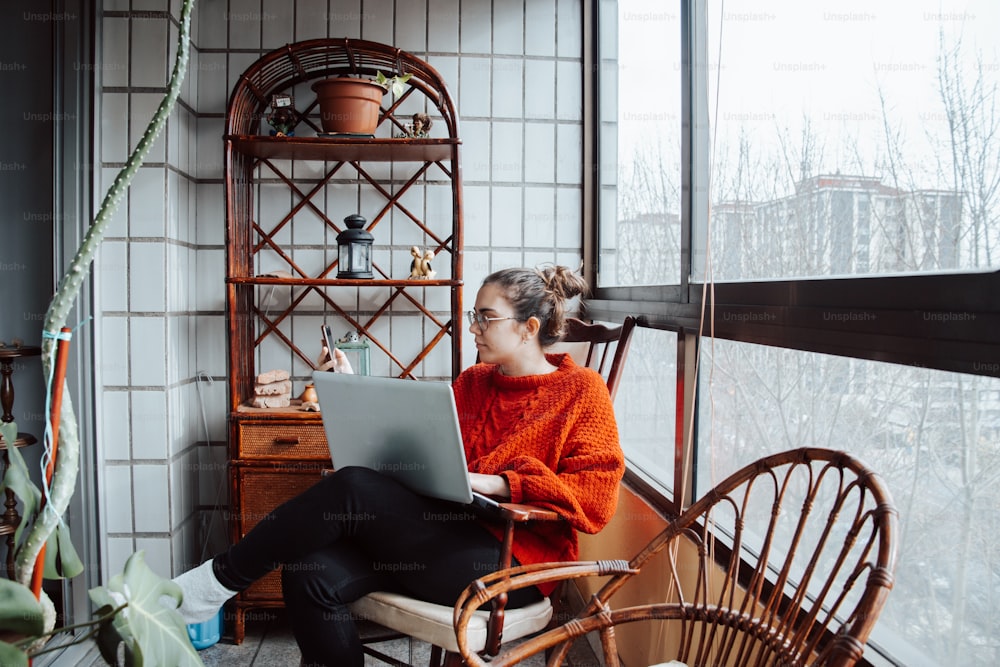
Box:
[128,169,166,236]
[491,121,523,183]
[196,52,227,114]
[261,0,295,50]
[461,120,492,182]
[428,0,460,52]
[135,537,172,574]
[133,464,171,532]
[99,316,129,386]
[557,187,583,246]
[197,2,228,49]
[170,454,192,529]
[524,187,557,247]
[165,316,186,385]
[463,185,491,247]
[557,0,583,57]
[131,390,169,459]
[129,316,166,386]
[524,61,556,119]
[195,183,224,243]
[556,60,584,121]
[491,186,523,247]
[295,2,328,41]
[492,58,524,118]
[130,242,166,311]
[460,1,492,53]
[105,537,135,582]
[103,465,134,533]
[93,0,585,579]
[98,241,129,312]
[525,123,556,183]
[101,391,132,460]
[101,17,130,87]
[131,16,169,87]
[556,123,583,184]
[227,0,260,50]
[393,0,427,52]
[525,0,557,57]
[128,93,168,163]
[459,57,492,117]
[362,0,394,44]
[100,93,129,163]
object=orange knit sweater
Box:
[453,353,624,592]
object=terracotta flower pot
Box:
[311,77,386,135]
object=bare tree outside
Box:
[605,1,1000,664]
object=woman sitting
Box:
[171,265,625,667]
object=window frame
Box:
[584,0,1000,662]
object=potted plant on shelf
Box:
[311,71,412,135]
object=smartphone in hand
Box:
[321,324,336,371]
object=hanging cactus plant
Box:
[0,0,203,664]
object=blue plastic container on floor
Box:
[187,609,222,650]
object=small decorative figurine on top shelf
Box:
[408,246,436,279]
[266,93,296,137]
[397,113,433,138]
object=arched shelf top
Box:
[225,37,460,143]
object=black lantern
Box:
[336,214,374,279]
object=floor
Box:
[76,609,603,666]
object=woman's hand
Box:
[469,473,511,500]
[317,346,354,374]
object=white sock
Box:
[169,560,238,624]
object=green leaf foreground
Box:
[89,551,201,667]
[0,577,45,637]
[0,552,199,666]
[0,422,39,551]
[0,0,206,665]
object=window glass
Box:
[698,338,1000,665]
[613,326,677,497]
[598,0,682,287]
[701,0,1000,281]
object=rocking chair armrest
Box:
[478,503,564,655]
[494,502,561,522]
[455,559,637,663]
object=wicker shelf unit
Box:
[223,38,464,642]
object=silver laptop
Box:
[311,371,501,511]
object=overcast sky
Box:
[617,0,1000,190]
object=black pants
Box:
[213,466,543,666]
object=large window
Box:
[699,341,1000,665]
[702,1,1000,281]
[592,1,1000,665]
[612,325,677,495]
[598,0,682,287]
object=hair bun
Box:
[536,265,588,300]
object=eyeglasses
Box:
[466,310,517,331]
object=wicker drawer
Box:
[237,422,329,460]
[233,466,326,601]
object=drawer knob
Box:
[273,436,299,445]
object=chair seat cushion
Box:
[350,591,553,653]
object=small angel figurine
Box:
[409,246,424,278]
[421,249,436,279]
[408,246,436,279]
[411,113,432,136]
[401,113,432,138]
[266,94,296,137]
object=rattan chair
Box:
[352,316,637,666]
[454,447,898,667]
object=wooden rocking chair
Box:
[454,447,899,667]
